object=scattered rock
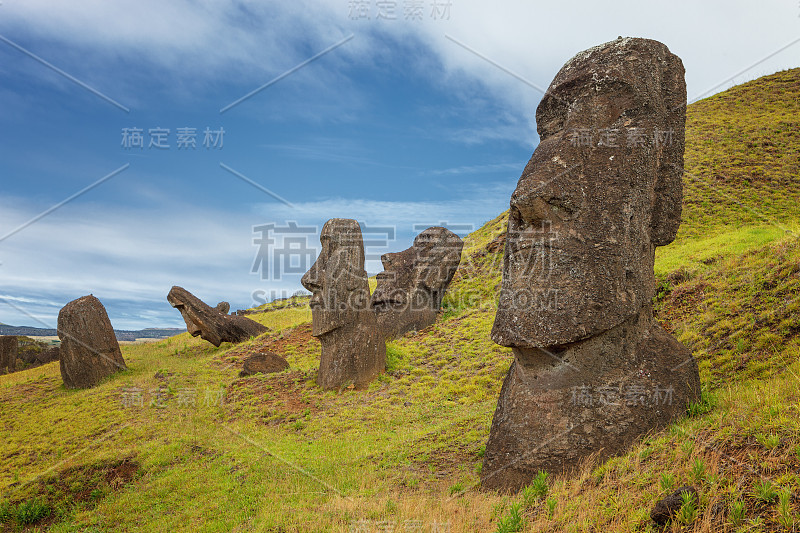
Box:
[239,350,289,377]
[651,486,698,525]
[485,232,506,253]
[57,295,127,389]
[301,218,385,390]
[481,37,701,492]
[371,226,463,339]
[34,346,60,365]
[0,335,18,373]
[167,286,268,347]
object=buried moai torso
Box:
[481,37,701,492]
[371,227,463,338]
[301,218,385,390]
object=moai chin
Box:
[302,218,385,389]
[481,37,701,492]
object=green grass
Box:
[1,68,799,532]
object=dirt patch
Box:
[1,457,140,532]
[215,323,314,369]
[656,280,709,333]
[225,370,320,425]
[0,376,63,405]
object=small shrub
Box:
[729,499,746,525]
[753,479,778,502]
[15,498,51,525]
[546,497,557,518]
[676,491,698,525]
[755,432,780,449]
[528,470,549,500]
[778,490,794,528]
[495,502,525,533]
[691,458,706,483]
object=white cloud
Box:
[0,182,513,328]
[2,1,797,143]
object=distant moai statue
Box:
[371,227,463,338]
[301,218,385,390]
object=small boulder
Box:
[239,350,289,377]
[57,295,127,389]
[651,486,698,525]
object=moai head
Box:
[170,295,203,338]
[491,37,686,350]
[371,227,463,316]
[301,218,370,337]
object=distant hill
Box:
[0,324,185,342]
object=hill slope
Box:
[1,69,799,532]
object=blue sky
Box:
[1,0,799,329]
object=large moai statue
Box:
[167,286,267,347]
[301,219,385,390]
[481,38,701,492]
[57,295,127,389]
[371,227,464,339]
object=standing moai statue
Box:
[371,227,463,338]
[301,218,385,390]
[57,295,127,389]
[481,37,701,492]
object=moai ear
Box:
[649,52,686,247]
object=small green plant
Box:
[529,470,549,500]
[0,500,13,523]
[495,502,525,533]
[449,482,464,496]
[687,389,717,417]
[676,490,698,525]
[778,490,794,529]
[659,472,675,491]
[15,498,51,525]
[546,497,557,518]
[755,432,780,449]
[690,458,706,483]
[753,478,778,502]
[729,499,746,525]
[477,444,486,458]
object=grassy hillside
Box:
[1,68,799,532]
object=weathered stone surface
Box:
[301,218,385,389]
[371,227,463,338]
[57,295,127,389]
[0,336,18,373]
[481,38,701,492]
[167,287,267,347]
[651,486,698,525]
[35,346,60,365]
[239,350,290,377]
